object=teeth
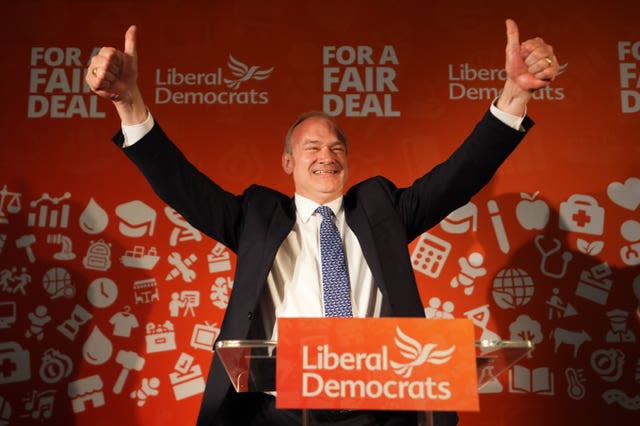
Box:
[314,170,336,174]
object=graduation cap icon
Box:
[115,201,156,238]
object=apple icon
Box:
[516,191,550,230]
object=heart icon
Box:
[607,177,640,211]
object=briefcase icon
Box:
[558,195,604,236]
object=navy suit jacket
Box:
[115,110,532,425]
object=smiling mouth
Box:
[313,170,339,174]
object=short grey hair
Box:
[284,111,348,154]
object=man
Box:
[87,19,559,426]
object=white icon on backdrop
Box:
[79,198,109,234]
[515,191,550,230]
[16,234,37,263]
[166,252,197,282]
[487,200,510,253]
[607,177,640,211]
[0,184,22,224]
[130,377,160,407]
[145,321,177,353]
[87,278,118,309]
[424,297,455,319]
[558,194,605,236]
[1,267,31,296]
[565,368,587,400]
[113,350,145,395]
[620,219,640,266]
[190,322,220,351]
[116,200,156,238]
[0,301,17,329]
[169,353,206,400]
[165,207,202,246]
[169,291,200,317]
[606,309,636,343]
[25,305,51,340]
[440,202,477,234]
[210,277,233,309]
[109,306,139,338]
[576,238,605,256]
[68,375,105,413]
[0,234,6,255]
[208,242,231,273]
[83,239,112,271]
[47,234,76,260]
[534,235,572,279]
[21,389,56,421]
[464,305,501,342]
[478,365,503,394]
[602,389,640,410]
[133,279,160,304]
[120,245,160,270]
[82,326,113,366]
[551,327,591,358]
[27,192,71,228]
[42,267,73,299]
[57,305,93,341]
[591,349,625,382]
[411,232,452,278]
[509,315,543,358]
[575,262,613,305]
[492,268,534,310]
[546,288,578,320]
[450,252,486,295]
[39,348,73,384]
[509,365,554,395]
[0,342,31,384]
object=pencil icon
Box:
[487,200,510,254]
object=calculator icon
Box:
[411,232,452,278]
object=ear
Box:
[282,152,293,175]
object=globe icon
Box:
[492,268,534,309]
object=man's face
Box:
[282,116,349,204]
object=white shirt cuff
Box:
[122,112,155,147]
[489,99,526,131]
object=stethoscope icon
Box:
[534,235,573,279]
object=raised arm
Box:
[86,25,147,125]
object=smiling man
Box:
[88,19,559,426]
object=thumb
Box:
[124,25,137,57]
[505,18,519,51]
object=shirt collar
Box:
[294,193,344,223]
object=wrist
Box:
[114,86,147,125]
[496,79,531,116]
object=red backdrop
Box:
[1,1,639,425]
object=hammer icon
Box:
[113,350,145,394]
[16,234,36,263]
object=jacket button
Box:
[247,311,254,320]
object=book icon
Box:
[508,365,554,395]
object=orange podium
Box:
[216,318,532,425]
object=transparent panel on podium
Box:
[215,339,533,393]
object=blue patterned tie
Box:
[316,206,353,317]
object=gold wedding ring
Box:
[91,67,98,77]
[545,57,553,67]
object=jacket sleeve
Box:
[395,110,534,241]
[112,122,244,252]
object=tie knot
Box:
[316,206,333,221]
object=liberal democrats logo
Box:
[154,54,274,105]
[224,55,274,90]
[390,327,456,378]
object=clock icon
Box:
[87,277,118,308]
